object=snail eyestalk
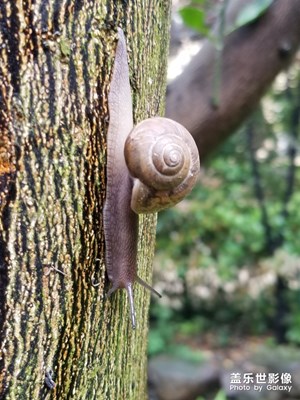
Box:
[136,276,162,298]
[126,284,136,329]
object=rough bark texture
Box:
[0,1,171,399]
[166,0,300,160]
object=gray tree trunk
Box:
[166,0,300,160]
[0,1,171,398]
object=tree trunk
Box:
[0,1,171,398]
[166,0,300,160]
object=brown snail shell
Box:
[124,117,200,213]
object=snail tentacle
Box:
[136,276,162,298]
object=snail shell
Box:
[124,117,200,213]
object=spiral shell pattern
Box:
[124,117,200,213]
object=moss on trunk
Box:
[0,1,171,398]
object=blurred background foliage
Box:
[149,37,300,357]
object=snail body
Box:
[103,28,200,329]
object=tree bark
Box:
[166,0,300,160]
[0,1,171,399]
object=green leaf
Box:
[234,0,273,29]
[214,389,227,400]
[179,7,209,35]
[148,330,166,355]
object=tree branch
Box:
[166,0,300,160]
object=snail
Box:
[103,28,200,329]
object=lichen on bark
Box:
[0,1,171,398]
